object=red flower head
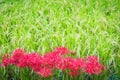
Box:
[1,58,13,66]
[27,53,43,71]
[54,47,73,55]
[37,67,52,78]
[1,54,13,66]
[17,54,29,68]
[0,47,105,78]
[12,49,26,66]
[85,56,105,74]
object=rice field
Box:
[0,0,120,80]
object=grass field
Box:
[0,0,120,79]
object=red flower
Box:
[17,54,29,68]
[1,54,13,66]
[12,49,25,66]
[85,56,105,74]
[37,67,52,78]
[56,58,67,70]
[0,47,105,78]
[1,57,13,66]
[54,47,73,55]
[27,53,43,71]
[75,58,85,69]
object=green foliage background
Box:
[0,0,120,79]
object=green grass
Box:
[0,0,120,79]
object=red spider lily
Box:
[64,58,82,76]
[37,67,52,78]
[43,51,63,69]
[0,47,105,78]
[27,53,43,68]
[85,56,105,74]
[54,46,74,55]
[1,57,13,66]
[12,49,26,66]
[75,58,85,69]
[56,58,67,70]
[1,54,13,66]
[17,54,29,68]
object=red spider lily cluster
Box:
[0,47,105,78]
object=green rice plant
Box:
[0,0,120,79]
